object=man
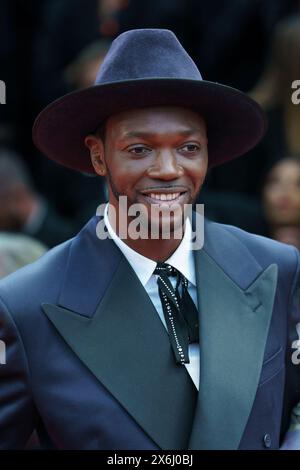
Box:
[0,29,299,450]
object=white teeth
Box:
[148,192,181,201]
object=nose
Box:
[147,149,184,180]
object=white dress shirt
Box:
[104,204,200,389]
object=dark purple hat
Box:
[33,28,267,174]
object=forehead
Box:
[105,106,207,137]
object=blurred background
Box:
[1,0,300,278]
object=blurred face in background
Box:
[263,158,300,249]
[263,158,300,227]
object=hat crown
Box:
[96,28,202,84]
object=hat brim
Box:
[32,78,267,174]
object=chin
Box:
[148,213,185,240]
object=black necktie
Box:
[154,262,199,365]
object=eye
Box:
[127,145,152,156]
[179,143,201,154]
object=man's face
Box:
[90,106,208,234]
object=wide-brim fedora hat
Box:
[33,28,267,174]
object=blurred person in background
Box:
[186,2,300,202]
[98,0,129,37]
[31,2,109,225]
[262,157,300,250]
[0,149,78,247]
[0,233,47,279]
[64,40,112,90]
[250,16,300,190]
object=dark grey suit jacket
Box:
[0,216,299,449]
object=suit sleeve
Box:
[287,247,300,399]
[0,296,36,449]
[280,247,300,445]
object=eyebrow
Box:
[122,128,204,139]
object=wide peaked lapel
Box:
[42,216,197,450]
[188,220,278,449]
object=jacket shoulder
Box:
[209,221,300,282]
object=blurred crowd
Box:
[1,0,300,278]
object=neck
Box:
[118,236,183,262]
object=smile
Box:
[139,189,188,206]
[149,192,181,201]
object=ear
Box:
[84,135,106,176]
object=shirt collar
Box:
[104,203,196,287]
